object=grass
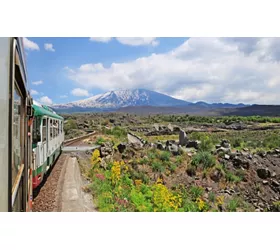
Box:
[151,161,165,173]
[226,197,241,212]
[225,171,242,183]
[95,137,106,145]
[191,151,216,169]
[159,151,171,162]
[209,192,216,203]
[189,186,204,200]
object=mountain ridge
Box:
[51,88,248,113]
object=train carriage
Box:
[0,37,33,212]
[32,102,64,189]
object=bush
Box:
[159,151,171,162]
[151,161,165,173]
[64,119,78,135]
[225,171,242,183]
[104,126,127,139]
[226,197,241,212]
[232,137,243,148]
[189,186,204,200]
[191,151,216,169]
[199,136,214,152]
[95,137,106,145]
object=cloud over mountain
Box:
[66,38,280,104]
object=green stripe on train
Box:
[32,148,61,177]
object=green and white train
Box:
[0,37,65,211]
[32,101,64,189]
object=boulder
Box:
[167,124,174,132]
[156,142,165,150]
[186,140,201,149]
[153,124,160,131]
[166,143,179,155]
[127,133,144,148]
[224,154,230,160]
[117,143,126,153]
[100,142,113,157]
[272,180,280,187]
[257,168,271,179]
[179,129,188,146]
[216,147,231,154]
[221,139,230,149]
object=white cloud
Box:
[44,43,55,52]
[23,38,40,51]
[39,96,53,105]
[60,95,68,98]
[116,37,159,47]
[66,37,280,104]
[32,80,43,85]
[71,88,90,97]
[30,89,39,95]
[89,37,112,43]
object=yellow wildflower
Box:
[91,149,101,166]
[196,198,205,211]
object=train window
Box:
[42,118,47,142]
[58,121,60,135]
[12,83,24,211]
[50,119,53,139]
[32,116,41,144]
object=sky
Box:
[24,37,280,106]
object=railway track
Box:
[63,131,96,146]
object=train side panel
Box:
[0,38,10,212]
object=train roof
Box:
[32,101,64,120]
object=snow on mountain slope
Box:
[52,89,191,110]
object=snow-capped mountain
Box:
[52,89,191,111]
[51,88,248,113]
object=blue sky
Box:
[24,37,188,105]
[24,37,280,105]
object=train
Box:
[0,37,64,212]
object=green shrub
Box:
[130,187,153,212]
[191,151,216,169]
[232,137,243,148]
[170,164,177,173]
[159,151,171,162]
[64,119,78,135]
[189,186,204,200]
[151,161,165,172]
[199,135,214,152]
[225,171,242,183]
[226,197,241,212]
[95,137,106,145]
[104,126,127,139]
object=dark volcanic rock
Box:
[179,129,188,146]
[156,142,165,150]
[117,143,126,153]
[257,168,271,179]
[186,140,201,149]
